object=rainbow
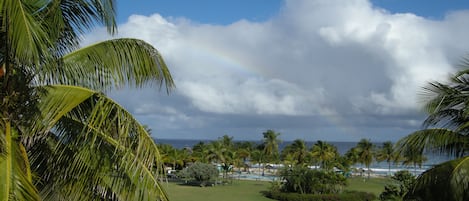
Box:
[185,39,268,78]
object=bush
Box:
[280,167,347,194]
[177,162,218,185]
[379,170,416,201]
[264,191,376,201]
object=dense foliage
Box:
[0,1,174,200]
[379,170,416,201]
[279,167,346,194]
[178,162,219,185]
[264,190,376,201]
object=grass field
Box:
[163,180,274,201]
[162,177,392,201]
[346,177,392,196]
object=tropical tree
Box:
[191,141,210,163]
[0,1,174,200]
[262,130,281,175]
[233,142,252,172]
[281,139,310,165]
[375,141,397,176]
[262,130,280,162]
[310,140,338,170]
[219,134,234,149]
[355,139,374,178]
[396,66,469,201]
[250,149,264,174]
[158,143,175,169]
[401,146,427,175]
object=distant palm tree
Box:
[262,130,281,161]
[355,139,374,178]
[375,141,397,176]
[282,139,310,165]
[191,141,210,163]
[401,146,427,175]
[262,130,281,175]
[207,141,227,164]
[250,149,264,175]
[236,148,251,172]
[310,140,337,170]
[233,141,254,171]
[219,135,234,149]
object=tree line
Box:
[156,130,427,178]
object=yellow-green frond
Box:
[30,85,168,200]
[39,38,175,93]
[0,120,40,201]
[2,0,51,65]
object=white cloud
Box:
[84,0,469,140]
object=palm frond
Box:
[0,120,40,201]
[407,156,469,201]
[395,129,468,157]
[1,0,51,65]
[38,38,174,92]
[38,0,117,55]
[60,0,116,35]
[28,85,168,200]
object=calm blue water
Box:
[154,138,452,176]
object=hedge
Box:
[264,191,376,201]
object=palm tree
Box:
[355,139,374,178]
[310,140,337,170]
[396,65,469,200]
[0,1,174,200]
[158,143,175,169]
[250,149,264,175]
[167,149,188,171]
[281,139,310,165]
[191,141,210,163]
[262,130,280,176]
[401,146,427,175]
[375,141,397,176]
[219,135,234,149]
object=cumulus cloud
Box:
[84,0,469,141]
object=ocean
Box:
[155,138,452,176]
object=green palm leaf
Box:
[1,0,51,65]
[0,120,40,201]
[39,38,174,92]
[28,85,168,201]
[406,156,469,201]
[39,0,117,55]
[396,129,468,157]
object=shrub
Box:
[264,191,376,201]
[280,166,347,194]
[379,170,416,201]
[178,162,218,185]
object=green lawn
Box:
[162,177,391,201]
[345,177,392,196]
[163,180,274,201]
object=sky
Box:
[83,0,469,142]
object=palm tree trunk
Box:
[262,163,265,176]
[388,162,391,176]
